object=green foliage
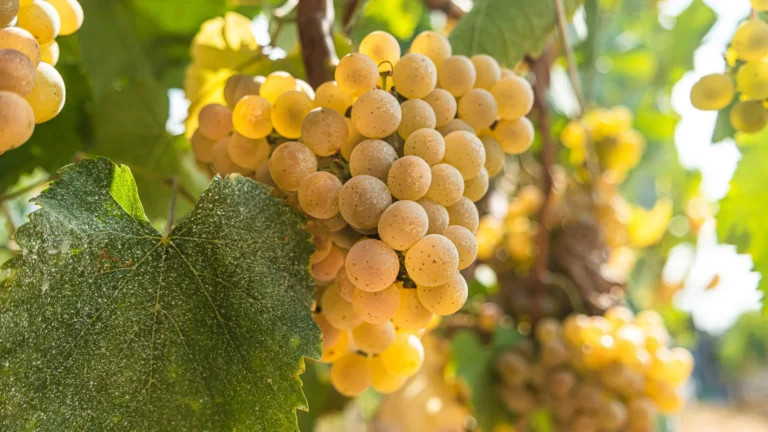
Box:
[349,0,429,46]
[132,0,228,35]
[0,158,321,431]
[719,312,768,372]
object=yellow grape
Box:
[296,78,314,99]
[197,103,233,141]
[563,314,591,346]
[0,27,41,67]
[397,98,436,139]
[314,313,340,349]
[352,283,401,324]
[232,95,272,139]
[46,0,83,36]
[496,352,528,387]
[271,90,313,139]
[330,352,372,397]
[190,129,215,164]
[227,132,268,170]
[387,155,432,202]
[534,317,562,343]
[730,100,768,133]
[437,118,475,137]
[0,48,36,96]
[392,53,437,99]
[1,0,18,27]
[321,283,363,330]
[560,120,587,148]
[405,234,459,287]
[351,89,402,138]
[425,163,465,206]
[351,321,396,354]
[499,387,536,414]
[423,88,457,128]
[480,135,504,176]
[605,306,634,329]
[416,271,468,315]
[211,137,248,175]
[269,141,317,191]
[438,55,476,97]
[252,160,275,187]
[335,53,379,97]
[25,62,64,123]
[321,329,350,363]
[298,171,343,219]
[349,138,398,180]
[338,174,393,230]
[314,81,353,115]
[404,127,445,166]
[312,245,345,282]
[464,167,489,202]
[666,347,694,385]
[491,76,534,120]
[628,397,657,428]
[39,41,58,65]
[370,355,406,394]
[689,73,734,110]
[470,54,501,90]
[731,19,768,61]
[494,117,534,154]
[409,30,452,68]
[752,0,768,11]
[736,60,768,100]
[17,0,60,44]
[223,74,264,109]
[259,71,297,104]
[380,332,425,377]
[378,200,429,250]
[442,225,477,270]
[308,224,332,264]
[458,88,498,131]
[345,239,399,292]
[335,267,356,302]
[341,118,365,161]
[392,286,432,330]
[301,107,348,156]
[0,90,35,154]
[417,198,449,235]
[359,30,401,71]
[447,196,479,233]
[443,130,486,180]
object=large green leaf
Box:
[449,0,582,67]
[131,0,228,35]
[0,158,321,431]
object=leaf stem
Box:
[120,163,197,206]
[163,177,178,237]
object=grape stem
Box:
[163,177,179,237]
[298,0,340,88]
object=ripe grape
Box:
[442,225,477,269]
[423,88,457,128]
[252,160,276,188]
[335,267,356,301]
[338,175,393,230]
[438,55,476,97]
[736,60,768,100]
[227,132,269,170]
[497,352,528,387]
[409,31,452,68]
[198,103,233,141]
[316,212,348,233]
[232,95,272,139]
[689,73,734,110]
[342,118,366,161]
[417,198,449,235]
[753,0,768,11]
[392,287,433,330]
[494,117,534,154]
[443,131,486,180]
[25,62,64,123]
[0,0,18,28]
[0,90,35,154]
[393,53,437,99]
[0,27,40,67]
[39,41,58,65]
[17,0,60,44]
[336,53,379,97]
[458,88,498,131]
[301,107,348,156]
[330,353,372,397]
[478,135,504,176]
[46,0,83,36]
[321,284,363,329]
[191,129,215,163]
[387,155,432,201]
[321,329,350,363]
[491,76,534,120]
[298,171,343,219]
[314,313,340,349]
[351,321,396,354]
[730,100,768,133]
[425,163,464,206]
[224,74,264,109]
[308,225,332,264]
[547,369,576,398]
[370,356,407,394]
[398,98,436,139]
[349,138,399,180]
[259,71,297,104]
[628,398,657,428]
[271,90,313,139]
[359,31,401,71]
[378,200,430,250]
[352,89,402,138]
[0,48,36,96]
[731,19,768,61]
[345,239,399,292]
[499,387,536,414]
[447,196,479,232]
[211,137,248,175]
[352,283,401,324]
[404,128,445,165]
[296,78,315,99]
[269,141,317,191]
[571,415,599,432]
[416,271,468,315]
[405,234,459,287]
[437,118,476,136]
[464,167,489,202]
[314,80,353,115]
[470,54,501,90]
[599,400,628,432]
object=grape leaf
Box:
[0,158,321,431]
[132,0,228,35]
[449,0,583,67]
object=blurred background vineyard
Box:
[2,0,768,430]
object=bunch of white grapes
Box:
[188,29,535,397]
[0,0,83,155]
[496,308,693,432]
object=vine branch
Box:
[297,0,339,89]
[342,0,362,33]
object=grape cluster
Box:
[189,29,536,396]
[690,2,768,133]
[0,0,83,155]
[495,308,693,432]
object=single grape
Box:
[393,53,437,99]
[689,73,734,110]
[417,198,449,235]
[499,387,536,414]
[349,139,398,180]
[0,0,18,28]
[321,283,363,330]
[308,224,332,264]
[628,398,657,428]
[494,117,534,154]
[443,131,487,180]
[321,329,350,363]
[330,226,362,250]
[198,103,233,141]
[405,234,459,287]
[211,137,249,175]
[480,135,505,176]
[359,31,401,71]
[39,41,58,65]
[226,132,269,170]
[298,171,343,219]
[252,160,276,188]
[378,200,430,250]
[464,167,489,202]
[269,141,318,191]
[409,31,452,68]
[0,48,36,96]
[731,19,768,61]
[345,238,399,292]
[330,352,372,397]
[17,0,60,44]
[458,88,498,131]
[314,313,340,349]
[423,88,457,128]
[370,356,407,394]
[599,400,628,432]
[341,118,366,161]
[315,212,348,233]
[0,90,35,154]
[352,283,401,324]
[24,62,64,123]
[338,175,393,230]
[45,0,82,36]
[425,163,464,206]
[352,89,402,138]
[446,196,479,232]
[442,225,477,269]
[438,55,476,97]
[232,95,272,139]
[491,76,534,120]
[547,369,576,399]
[730,100,768,133]
[392,287,433,330]
[334,266,356,302]
[404,128,446,166]
[191,129,216,164]
[259,71,297,104]
[416,271,468,315]
[0,27,40,67]
[336,53,379,97]
[496,352,528,387]
[387,155,432,201]
[736,60,768,100]
[271,90,313,139]
[351,321,396,354]
[398,98,436,139]
[470,54,501,90]
[437,118,476,137]
[224,74,264,109]
[302,107,349,156]
[314,81,353,115]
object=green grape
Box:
[423,88,457,128]
[338,175,393,230]
[491,76,534,120]
[416,271,468,315]
[349,139,398,180]
[730,100,768,133]
[232,95,272,139]
[211,137,248,175]
[301,107,348,156]
[398,99,436,139]
[442,225,477,270]
[496,352,528,387]
[437,118,476,137]
[271,90,313,139]
[447,196,479,233]
[190,129,215,164]
[298,171,343,219]
[470,54,501,90]
[0,0,18,28]
[0,48,36,96]
[405,234,459,287]
[370,356,406,394]
[494,117,534,154]
[464,167,489,202]
[269,141,318,191]
[438,55,476,97]
[314,81,353,115]
[378,200,430,250]
[359,30,401,71]
[46,0,82,36]
[0,90,34,154]
[330,352,372,397]
[0,27,40,67]
[335,267,356,301]
[417,198,449,235]
[336,53,379,97]
[443,131,486,180]
[409,31,452,68]
[404,128,446,166]
[345,239,399,292]
[458,88,498,131]
[39,41,58,65]
[24,62,64,123]
[351,321,396,354]
[321,282,363,330]
[17,0,60,44]
[731,19,768,61]
[425,163,464,206]
[392,53,437,99]
[689,73,734,110]
[224,74,264,109]
[227,132,268,170]
[480,135,504,176]
[259,71,297,104]
[387,155,432,201]
[736,60,768,100]
[352,283,401,324]
[351,89,402,138]
[198,103,233,141]
[392,287,433,330]
[314,312,340,349]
